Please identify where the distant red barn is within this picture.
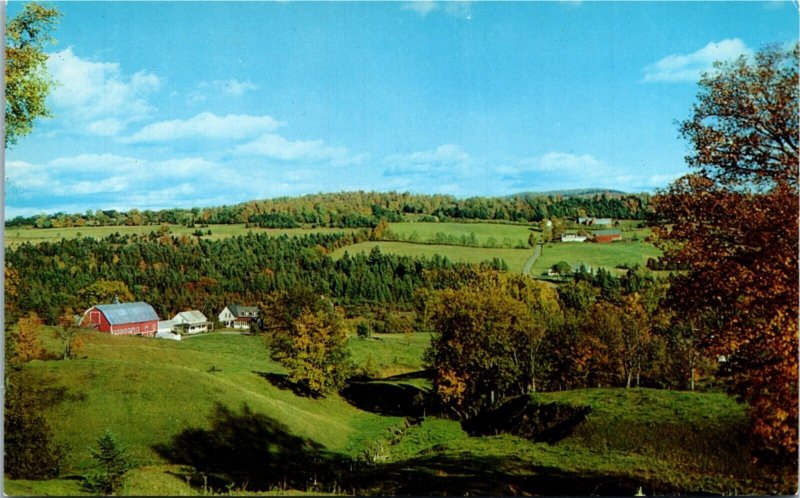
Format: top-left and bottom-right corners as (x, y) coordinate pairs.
(80, 302), (159, 337)
(593, 230), (622, 243)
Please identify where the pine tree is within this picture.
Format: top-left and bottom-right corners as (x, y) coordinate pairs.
(84, 430), (134, 495)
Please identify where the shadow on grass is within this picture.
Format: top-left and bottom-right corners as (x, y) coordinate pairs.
(462, 395), (592, 444)
(152, 403), (345, 492)
(357, 454), (656, 496)
(340, 369), (434, 417)
(153, 403), (697, 495)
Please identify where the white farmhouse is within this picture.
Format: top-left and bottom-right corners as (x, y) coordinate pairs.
(172, 310), (211, 334)
(561, 234), (588, 243)
(218, 304), (259, 330)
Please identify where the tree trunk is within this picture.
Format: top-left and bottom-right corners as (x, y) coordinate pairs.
(626, 371), (632, 388)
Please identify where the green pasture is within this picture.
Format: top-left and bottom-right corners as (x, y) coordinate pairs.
(348, 332), (431, 378)
(386, 221), (534, 247)
(3, 224), (358, 247)
(532, 240), (662, 276)
(330, 241), (534, 274)
(22, 327), (405, 473)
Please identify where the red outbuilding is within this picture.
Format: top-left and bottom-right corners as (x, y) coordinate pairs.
(593, 229), (622, 243)
(80, 301), (159, 337)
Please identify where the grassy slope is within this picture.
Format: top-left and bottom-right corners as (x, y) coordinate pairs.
(23, 328), (404, 472)
(330, 241), (533, 274)
(348, 332), (431, 378)
(385, 389), (767, 494)
(8, 326), (778, 495)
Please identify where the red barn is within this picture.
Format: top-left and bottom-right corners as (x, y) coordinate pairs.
(593, 229), (622, 243)
(80, 301), (159, 337)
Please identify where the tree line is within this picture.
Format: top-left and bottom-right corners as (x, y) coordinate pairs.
(6, 190), (650, 229)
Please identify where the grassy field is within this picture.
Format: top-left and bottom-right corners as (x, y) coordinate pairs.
(22, 327), (406, 473)
(532, 240), (662, 277)
(331, 241), (534, 274)
(387, 221), (534, 247)
(348, 332), (431, 378)
(6, 324), (786, 496)
(3, 224), (359, 247)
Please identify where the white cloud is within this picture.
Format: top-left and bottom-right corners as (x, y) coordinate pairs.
(383, 144), (471, 175)
(643, 38), (753, 83)
(125, 112), (284, 143)
(47, 47), (161, 133)
(85, 119), (126, 137)
(402, 1), (438, 16)
(234, 133), (368, 165)
(202, 79), (259, 97)
(518, 151), (603, 173)
(402, 1), (472, 19)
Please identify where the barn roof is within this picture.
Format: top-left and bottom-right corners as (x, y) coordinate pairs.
(95, 302), (159, 325)
(173, 310), (208, 324)
(594, 229), (621, 236)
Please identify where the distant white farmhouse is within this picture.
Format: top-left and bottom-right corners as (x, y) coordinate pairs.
(577, 217), (613, 226)
(172, 310), (211, 334)
(561, 234), (588, 243)
(218, 304), (259, 330)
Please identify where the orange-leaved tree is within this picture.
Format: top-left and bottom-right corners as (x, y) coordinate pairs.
(653, 43), (798, 462)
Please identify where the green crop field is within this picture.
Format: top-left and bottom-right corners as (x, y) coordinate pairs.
(386, 221), (534, 247)
(3, 224), (359, 247)
(5, 325), (785, 496)
(330, 241), (534, 274)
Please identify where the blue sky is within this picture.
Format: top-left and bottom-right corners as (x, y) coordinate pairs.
(4, 1), (797, 218)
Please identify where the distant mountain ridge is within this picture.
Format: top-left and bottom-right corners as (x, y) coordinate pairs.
(509, 188), (633, 198)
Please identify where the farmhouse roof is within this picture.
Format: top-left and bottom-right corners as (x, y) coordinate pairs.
(95, 302), (159, 325)
(173, 310), (208, 324)
(228, 304), (258, 317)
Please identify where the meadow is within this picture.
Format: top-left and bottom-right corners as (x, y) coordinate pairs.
(386, 221), (534, 247)
(330, 241), (534, 274)
(532, 240), (663, 277)
(5, 325), (782, 496)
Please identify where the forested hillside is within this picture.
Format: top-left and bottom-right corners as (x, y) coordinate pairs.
(6, 190), (650, 229)
(5, 230), (504, 323)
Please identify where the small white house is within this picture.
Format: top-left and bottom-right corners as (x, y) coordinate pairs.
(172, 310), (211, 334)
(218, 304), (259, 330)
(561, 234), (588, 243)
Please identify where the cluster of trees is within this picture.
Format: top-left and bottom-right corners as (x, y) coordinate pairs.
(421, 266), (712, 419)
(6, 190), (651, 230)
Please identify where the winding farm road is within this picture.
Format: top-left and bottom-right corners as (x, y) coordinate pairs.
(523, 243), (543, 276)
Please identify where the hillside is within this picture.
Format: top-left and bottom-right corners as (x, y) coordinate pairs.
(5, 326), (788, 496)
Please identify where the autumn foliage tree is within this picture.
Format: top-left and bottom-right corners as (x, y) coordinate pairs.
(5, 2), (61, 147)
(260, 288), (353, 397)
(13, 312), (45, 363)
(424, 271), (561, 418)
(653, 44), (798, 461)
